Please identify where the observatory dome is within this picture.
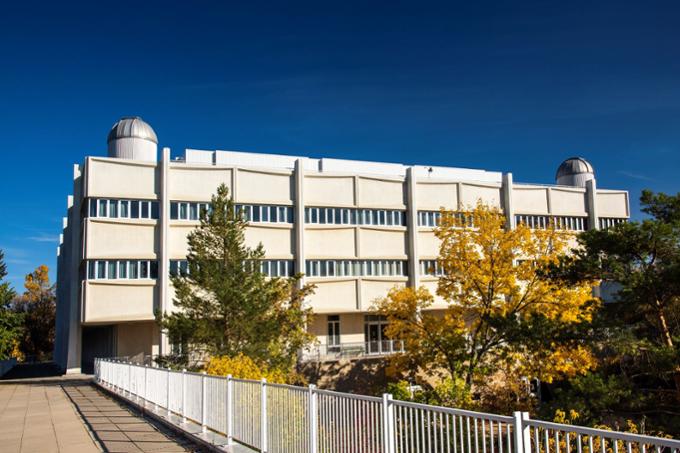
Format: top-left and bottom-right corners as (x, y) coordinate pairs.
(555, 157), (595, 187)
(107, 116), (158, 161)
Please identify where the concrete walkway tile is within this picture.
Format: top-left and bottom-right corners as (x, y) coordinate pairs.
(100, 440), (144, 452)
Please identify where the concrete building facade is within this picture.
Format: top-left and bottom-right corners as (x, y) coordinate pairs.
(54, 117), (629, 373)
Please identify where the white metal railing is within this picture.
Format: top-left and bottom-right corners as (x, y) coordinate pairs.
(94, 358), (680, 453)
(301, 340), (406, 362)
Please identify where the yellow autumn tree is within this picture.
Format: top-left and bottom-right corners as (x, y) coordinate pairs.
(376, 204), (598, 397)
(14, 265), (56, 361)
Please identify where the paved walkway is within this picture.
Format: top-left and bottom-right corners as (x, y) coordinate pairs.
(0, 376), (205, 452)
(0, 377), (99, 453)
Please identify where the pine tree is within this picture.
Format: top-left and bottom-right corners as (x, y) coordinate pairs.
(0, 250), (23, 360)
(159, 184), (315, 372)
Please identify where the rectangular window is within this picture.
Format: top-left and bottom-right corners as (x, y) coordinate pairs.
(140, 261), (149, 279)
(108, 200), (118, 218)
(89, 199), (97, 217)
(179, 203), (187, 220)
(170, 260), (179, 277)
(129, 261), (138, 279)
(243, 205), (252, 221)
(170, 202), (178, 220)
(87, 261), (96, 279)
(311, 208), (318, 223)
(252, 205), (261, 222)
(262, 205), (270, 222)
(107, 261), (117, 279)
(189, 203), (198, 220)
(278, 206), (286, 223)
(328, 315), (340, 348)
(96, 261), (106, 279)
(142, 202), (150, 219)
(120, 200), (129, 218)
(98, 200), (108, 218)
(151, 202), (159, 219)
(287, 207), (294, 223)
(150, 261), (158, 279)
(118, 261), (127, 279)
(131, 201), (140, 218)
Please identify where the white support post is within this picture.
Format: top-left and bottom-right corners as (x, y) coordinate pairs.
(128, 362), (132, 398)
(261, 378), (268, 452)
(201, 371), (207, 433)
(514, 411), (530, 453)
(308, 384), (318, 453)
(382, 394), (396, 453)
(182, 369), (187, 423)
(522, 412), (532, 453)
(143, 365), (148, 406)
(226, 375), (234, 445)
(166, 369), (171, 417)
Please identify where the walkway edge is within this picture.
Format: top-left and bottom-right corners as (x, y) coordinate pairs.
(93, 380), (252, 453)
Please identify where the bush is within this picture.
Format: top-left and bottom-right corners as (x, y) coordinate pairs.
(206, 354), (288, 383)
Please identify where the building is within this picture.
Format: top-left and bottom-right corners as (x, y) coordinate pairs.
(54, 117), (630, 373)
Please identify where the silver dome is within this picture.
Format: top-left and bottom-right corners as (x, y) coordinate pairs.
(555, 157), (595, 187)
(107, 116), (158, 144)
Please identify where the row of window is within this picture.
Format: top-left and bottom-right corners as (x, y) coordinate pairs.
(86, 260), (159, 280)
(88, 199), (159, 220)
(305, 207), (406, 227)
(420, 259), (445, 276)
(599, 217), (627, 229)
(515, 215), (588, 231)
(169, 259), (295, 277)
(170, 202), (295, 224)
(305, 260), (407, 277)
(417, 211), (474, 228)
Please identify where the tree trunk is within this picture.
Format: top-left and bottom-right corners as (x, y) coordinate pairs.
(655, 300), (680, 401)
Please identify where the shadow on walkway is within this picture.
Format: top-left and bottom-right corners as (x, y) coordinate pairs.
(64, 383), (208, 452)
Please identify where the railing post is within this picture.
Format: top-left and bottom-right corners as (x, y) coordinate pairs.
(308, 384), (318, 453)
(226, 375), (233, 445)
(143, 365), (148, 406)
(166, 368), (171, 417)
(382, 393), (396, 453)
(261, 378), (268, 452)
(181, 369), (187, 423)
(201, 371), (207, 433)
(128, 362), (132, 398)
(514, 411), (531, 453)
(522, 412), (532, 453)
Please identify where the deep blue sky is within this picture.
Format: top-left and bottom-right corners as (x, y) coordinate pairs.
(1, 1), (679, 288)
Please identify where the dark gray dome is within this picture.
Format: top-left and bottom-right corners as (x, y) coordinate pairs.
(107, 116), (158, 144)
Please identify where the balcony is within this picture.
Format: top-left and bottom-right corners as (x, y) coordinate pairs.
(300, 340), (405, 362)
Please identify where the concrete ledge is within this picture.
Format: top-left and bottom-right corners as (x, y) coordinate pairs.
(94, 379), (256, 453)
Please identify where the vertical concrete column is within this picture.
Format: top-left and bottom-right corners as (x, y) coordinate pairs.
(502, 172), (515, 230)
(406, 167), (420, 289)
(67, 164), (83, 373)
(586, 178), (599, 230)
(294, 159), (306, 286)
(159, 147), (171, 356)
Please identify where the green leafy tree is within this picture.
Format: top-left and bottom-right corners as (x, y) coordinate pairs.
(159, 184), (315, 374)
(0, 250), (23, 360)
(548, 190), (680, 433)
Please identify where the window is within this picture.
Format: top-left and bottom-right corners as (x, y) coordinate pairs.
(86, 198), (158, 220)
(420, 260), (444, 276)
(599, 217), (627, 229)
(305, 207), (406, 227)
(84, 260), (157, 280)
(118, 260), (127, 279)
(305, 260), (408, 277)
(131, 201), (140, 218)
(328, 315), (340, 350)
(515, 214), (589, 231)
(364, 315), (390, 354)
